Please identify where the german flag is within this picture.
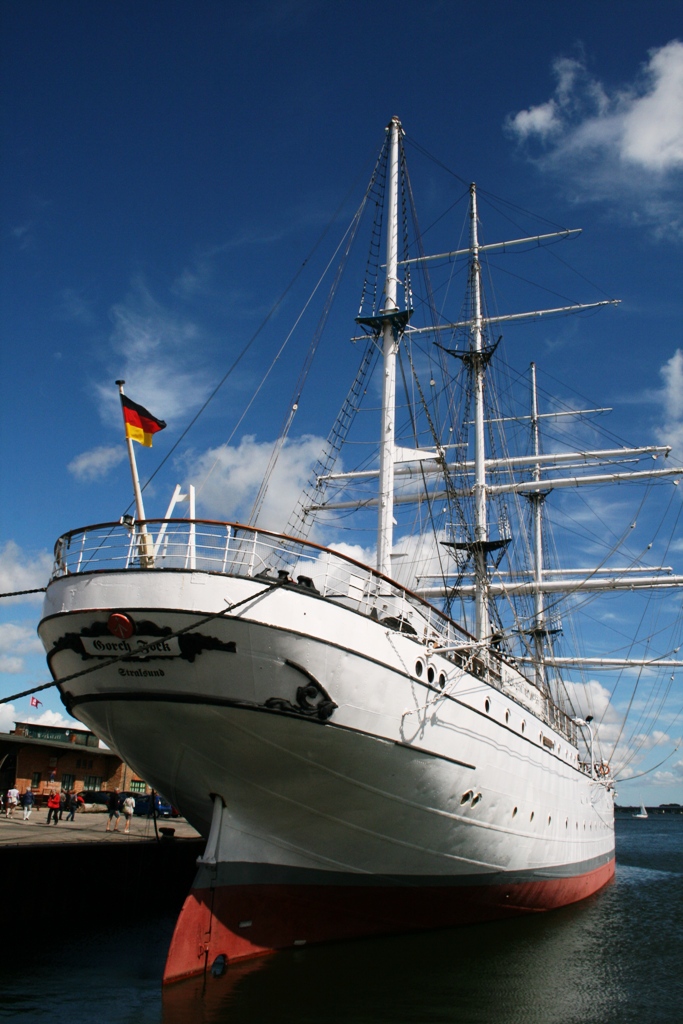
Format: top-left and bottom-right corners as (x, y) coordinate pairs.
(120, 394), (167, 447)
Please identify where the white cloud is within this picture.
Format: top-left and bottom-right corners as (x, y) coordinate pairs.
(505, 41), (683, 235)
(190, 433), (326, 531)
(0, 623), (42, 675)
(0, 623), (41, 650)
(563, 678), (615, 725)
(0, 703), (90, 736)
(619, 42), (683, 171)
(0, 656), (23, 674)
(510, 100), (561, 140)
(561, 677), (681, 791)
(95, 279), (212, 431)
(68, 444), (127, 482)
(562, 678), (631, 764)
(652, 757), (683, 786)
(325, 540), (376, 567)
(658, 348), (683, 420)
(507, 41), (683, 171)
(24, 709), (88, 730)
(0, 704), (89, 737)
(655, 349), (683, 460)
(0, 541), (52, 604)
(629, 729), (673, 752)
(0, 703), (17, 733)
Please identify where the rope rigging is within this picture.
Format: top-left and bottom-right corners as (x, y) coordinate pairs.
(9, 123), (677, 790)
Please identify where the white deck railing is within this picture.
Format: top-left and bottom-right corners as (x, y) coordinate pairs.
(52, 519), (472, 647)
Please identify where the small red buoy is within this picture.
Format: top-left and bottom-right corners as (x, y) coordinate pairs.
(108, 612), (135, 639)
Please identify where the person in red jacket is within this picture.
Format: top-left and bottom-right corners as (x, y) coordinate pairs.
(46, 791), (61, 825)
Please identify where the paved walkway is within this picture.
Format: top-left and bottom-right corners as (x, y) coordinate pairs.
(0, 808), (202, 846)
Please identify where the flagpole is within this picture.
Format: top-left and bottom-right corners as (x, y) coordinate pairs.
(116, 380), (153, 567)
(116, 380), (147, 522)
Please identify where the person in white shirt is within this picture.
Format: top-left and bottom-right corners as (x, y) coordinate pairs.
(6, 787), (19, 818)
(122, 794), (136, 834)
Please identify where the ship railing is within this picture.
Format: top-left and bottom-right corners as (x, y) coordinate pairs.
(544, 698), (577, 745)
(51, 519), (474, 651)
(51, 520), (574, 726)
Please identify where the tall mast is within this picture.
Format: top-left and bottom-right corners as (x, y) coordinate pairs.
(470, 183), (490, 642)
(529, 363), (548, 692)
(376, 116), (401, 579)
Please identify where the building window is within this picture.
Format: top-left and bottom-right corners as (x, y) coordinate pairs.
(83, 776), (103, 790)
(62, 773), (75, 790)
(130, 780), (146, 793)
(31, 772), (41, 789)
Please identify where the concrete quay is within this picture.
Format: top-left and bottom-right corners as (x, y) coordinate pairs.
(1, 809), (205, 933)
(0, 807), (201, 846)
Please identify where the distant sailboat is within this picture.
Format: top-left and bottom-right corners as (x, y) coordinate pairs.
(633, 804), (648, 819)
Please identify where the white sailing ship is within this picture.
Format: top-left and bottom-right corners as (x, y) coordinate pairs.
(38, 118), (683, 983)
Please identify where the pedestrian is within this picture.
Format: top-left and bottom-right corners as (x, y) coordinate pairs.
(46, 790), (61, 824)
(21, 787), (35, 821)
(105, 789), (121, 832)
(65, 791), (79, 822)
(6, 786), (20, 818)
(122, 794), (136, 834)
(58, 789), (67, 820)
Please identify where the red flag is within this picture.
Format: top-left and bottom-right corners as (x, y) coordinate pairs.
(120, 394), (167, 448)
(30, 696), (42, 707)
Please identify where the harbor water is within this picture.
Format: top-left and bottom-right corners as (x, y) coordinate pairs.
(2, 814), (681, 1023)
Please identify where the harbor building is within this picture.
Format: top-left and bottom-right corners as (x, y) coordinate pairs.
(0, 721), (149, 802)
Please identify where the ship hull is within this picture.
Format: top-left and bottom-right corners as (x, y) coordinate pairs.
(165, 856), (615, 982)
(38, 566), (615, 981)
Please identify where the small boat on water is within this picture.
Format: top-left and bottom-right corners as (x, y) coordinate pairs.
(633, 805), (649, 819)
(37, 118), (683, 983)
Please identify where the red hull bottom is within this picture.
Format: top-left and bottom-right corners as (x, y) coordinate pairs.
(163, 858), (615, 983)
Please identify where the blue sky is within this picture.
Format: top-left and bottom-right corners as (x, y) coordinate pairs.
(1, 0), (682, 803)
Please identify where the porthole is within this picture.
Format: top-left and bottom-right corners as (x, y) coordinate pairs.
(548, 815), (552, 825)
(415, 660), (424, 678)
(521, 720), (526, 734)
(505, 710), (510, 724)
(438, 672), (446, 689)
(512, 807), (518, 818)
(427, 666), (435, 684)
(460, 790), (473, 805)
(565, 818), (568, 829)
(484, 698), (491, 713)
(471, 792), (482, 807)
(530, 811), (535, 822)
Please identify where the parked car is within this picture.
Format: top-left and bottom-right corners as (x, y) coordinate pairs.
(76, 790), (110, 812)
(130, 793), (177, 818)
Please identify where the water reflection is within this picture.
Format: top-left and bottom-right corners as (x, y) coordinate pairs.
(161, 822), (683, 1024)
(160, 878), (633, 1024)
